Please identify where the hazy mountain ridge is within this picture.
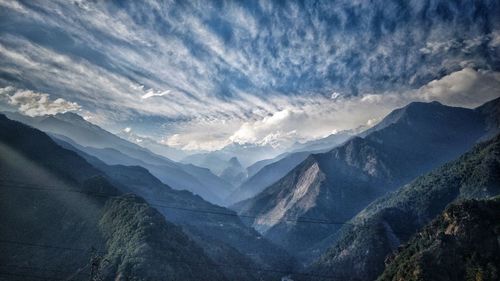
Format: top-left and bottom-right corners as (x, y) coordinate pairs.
(219, 157), (247, 186)
(246, 155), (288, 178)
(117, 130), (188, 161)
(305, 132), (500, 281)
(289, 130), (355, 153)
(2, 111), (233, 205)
(181, 153), (233, 175)
(233, 99), (496, 263)
(229, 131), (354, 204)
(182, 142), (286, 171)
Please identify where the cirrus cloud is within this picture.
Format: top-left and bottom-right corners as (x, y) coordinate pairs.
(0, 0), (499, 152)
(215, 68), (500, 150)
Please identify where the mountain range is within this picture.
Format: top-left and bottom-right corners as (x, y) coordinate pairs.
(232, 98), (499, 263)
(228, 131), (353, 204)
(1, 0), (500, 279)
(302, 110), (500, 280)
(2, 111), (234, 206)
(0, 114), (228, 280)
(0, 113), (300, 280)
(1, 97), (499, 280)
(52, 136), (296, 279)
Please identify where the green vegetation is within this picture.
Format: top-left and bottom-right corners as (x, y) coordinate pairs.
(378, 199), (500, 281)
(305, 134), (500, 281)
(0, 115), (245, 280)
(99, 194), (225, 281)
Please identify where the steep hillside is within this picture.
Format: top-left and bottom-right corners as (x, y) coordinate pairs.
(378, 198), (500, 281)
(234, 100), (492, 260)
(306, 133), (500, 281)
(229, 151), (312, 203)
(476, 97), (500, 140)
(234, 137), (397, 256)
(99, 195), (225, 281)
(230, 131), (352, 204)
(0, 115), (226, 281)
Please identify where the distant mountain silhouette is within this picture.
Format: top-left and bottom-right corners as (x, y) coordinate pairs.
(219, 157), (247, 186)
(2, 111), (233, 205)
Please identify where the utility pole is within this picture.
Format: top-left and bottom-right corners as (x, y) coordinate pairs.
(89, 247), (104, 281)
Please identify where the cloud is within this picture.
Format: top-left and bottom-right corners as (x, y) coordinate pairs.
(140, 89), (171, 99)
(490, 31), (500, 48)
(418, 68), (500, 108)
(351, 67), (500, 110)
(164, 132), (232, 151)
(331, 92), (341, 100)
(419, 40), (461, 55)
(123, 127), (132, 133)
(0, 86), (80, 116)
(229, 109), (304, 147)
(222, 68), (500, 150)
(157, 67), (500, 151)
(0, 0), (499, 151)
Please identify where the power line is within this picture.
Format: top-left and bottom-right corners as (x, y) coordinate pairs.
(0, 180), (354, 226)
(0, 180), (421, 280)
(0, 180), (418, 237)
(0, 264), (87, 276)
(63, 264), (89, 281)
(0, 239), (339, 279)
(0, 263), (91, 281)
(0, 239), (105, 254)
(0, 271), (64, 281)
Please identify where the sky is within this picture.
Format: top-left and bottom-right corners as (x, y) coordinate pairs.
(0, 0), (499, 152)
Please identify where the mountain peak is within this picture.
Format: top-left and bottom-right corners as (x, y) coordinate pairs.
(53, 111), (88, 123)
(403, 100), (447, 111)
(361, 100), (478, 138)
(228, 156), (242, 167)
